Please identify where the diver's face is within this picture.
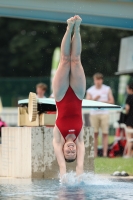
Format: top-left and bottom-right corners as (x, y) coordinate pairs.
(63, 141), (77, 160)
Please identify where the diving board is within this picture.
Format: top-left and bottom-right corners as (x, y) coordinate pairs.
(18, 97), (121, 109)
(0, 0), (133, 30)
(18, 92), (121, 127)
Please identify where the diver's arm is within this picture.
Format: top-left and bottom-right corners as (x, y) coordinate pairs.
(53, 138), (66, 177)
(76, 140), (85, 176)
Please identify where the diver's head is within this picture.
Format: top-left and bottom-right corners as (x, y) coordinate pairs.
(63, 141), (77, 162)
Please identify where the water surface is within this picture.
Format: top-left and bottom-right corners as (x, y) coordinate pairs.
(0, 173), (133, 200)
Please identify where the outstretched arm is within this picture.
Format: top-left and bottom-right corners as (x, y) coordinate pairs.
(76, 130), (85, 176)
(76, 141), (85, 176)
(53, 138), (66, 177)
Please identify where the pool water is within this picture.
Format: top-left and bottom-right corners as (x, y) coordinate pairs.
(0, 173), (133, 200)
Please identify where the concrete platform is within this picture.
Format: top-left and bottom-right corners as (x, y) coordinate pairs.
(0, 126), (94, 179)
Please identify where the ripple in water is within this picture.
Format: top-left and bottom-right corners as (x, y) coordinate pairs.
(0, 172), (133, 200)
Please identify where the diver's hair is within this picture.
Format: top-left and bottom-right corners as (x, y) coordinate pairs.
(128, 82), (133, 90)
(65, 158), (76, 163)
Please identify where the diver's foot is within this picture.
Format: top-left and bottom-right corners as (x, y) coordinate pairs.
(74, 15), (82, 32)
(67, 17), (75, 32)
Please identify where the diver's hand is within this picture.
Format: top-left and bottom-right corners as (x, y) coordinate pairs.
(59, 173), (67, 184)
(76, 165), (84, 176)
(59, 165), (66, 179)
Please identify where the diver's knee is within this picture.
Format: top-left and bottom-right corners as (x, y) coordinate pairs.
(60, 55), (70, 64)
(71, 56), (81, 66)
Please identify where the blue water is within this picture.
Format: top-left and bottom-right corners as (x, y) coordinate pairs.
(0, 173), (133, 200)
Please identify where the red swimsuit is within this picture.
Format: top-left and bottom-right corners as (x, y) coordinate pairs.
(56, 86), (83, 141)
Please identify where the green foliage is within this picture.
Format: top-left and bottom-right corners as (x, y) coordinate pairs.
(0, 17), (133, 106)
(0, 17), (133, 78)
(0, 18), (65, 77)
(81, 25), (133, 76)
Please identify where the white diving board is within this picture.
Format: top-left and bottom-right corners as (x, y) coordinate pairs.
(0, 0), (133, 30)
(18, 98), (121, 110)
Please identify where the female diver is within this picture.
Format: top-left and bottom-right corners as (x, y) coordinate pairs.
(53, 15), (86, 178)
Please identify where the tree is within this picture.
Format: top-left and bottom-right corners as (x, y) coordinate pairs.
(0, 17), (133, 77)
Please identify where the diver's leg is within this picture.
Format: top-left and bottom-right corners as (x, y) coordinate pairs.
(70, 15), (86, 100)
(53, 17), (75, 101)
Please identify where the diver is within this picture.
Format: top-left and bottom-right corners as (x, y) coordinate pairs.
(52, 15), (86, 178)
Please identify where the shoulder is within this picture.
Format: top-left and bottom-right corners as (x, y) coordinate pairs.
(102, 84), (110, 89)
(126, 95), (133, 104)
(102, 84), (110, 92)
(87, 85), (95, 93)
